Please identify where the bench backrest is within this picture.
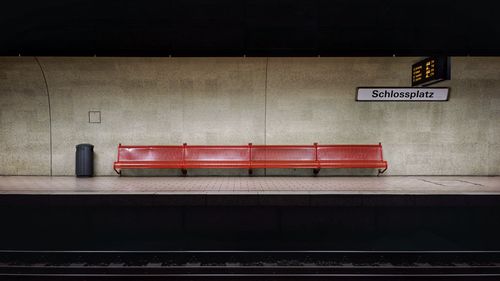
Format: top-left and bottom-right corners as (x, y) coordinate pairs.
(185, 146), (250, 162)
(251, 146), (316, 161)
(118, 145), (183, 162)
(317, 144), (384, 162)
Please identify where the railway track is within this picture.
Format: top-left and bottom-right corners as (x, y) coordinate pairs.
(1, 250), (500, 280)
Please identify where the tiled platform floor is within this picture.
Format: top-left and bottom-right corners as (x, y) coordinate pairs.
(0, 176), (498, 195)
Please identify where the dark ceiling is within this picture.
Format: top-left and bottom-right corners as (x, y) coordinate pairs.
(1, 0), (500, 56)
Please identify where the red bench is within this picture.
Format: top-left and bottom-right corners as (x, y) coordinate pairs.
(113, 143), (388, 175)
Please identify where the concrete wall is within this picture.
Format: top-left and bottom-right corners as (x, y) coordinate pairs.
(0, 57), (499, 176)
(42, 57), (266, 176)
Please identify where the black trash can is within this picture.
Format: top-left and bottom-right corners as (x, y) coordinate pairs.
(75, 143), (94, 177)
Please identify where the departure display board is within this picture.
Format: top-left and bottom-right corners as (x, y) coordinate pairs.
(411, 57), (450, 86)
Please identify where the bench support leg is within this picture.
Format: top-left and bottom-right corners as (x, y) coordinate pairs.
(181, 169), (187, 176)
(377, 168), (387, 176)
(313, 168), (320, 175)
(114, 168), (121, 176)
(248, 169), (253, 175)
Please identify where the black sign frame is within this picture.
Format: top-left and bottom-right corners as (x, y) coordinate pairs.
(411, 57), (451, 87)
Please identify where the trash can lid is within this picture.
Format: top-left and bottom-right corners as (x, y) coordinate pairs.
(76, 143), (94, 148)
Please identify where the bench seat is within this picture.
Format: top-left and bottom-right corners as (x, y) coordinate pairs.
(114, 161), (182, 169)
(319, 161), (387, 169)
(250, 161), (318, 168)
(183, 161), (251, 168)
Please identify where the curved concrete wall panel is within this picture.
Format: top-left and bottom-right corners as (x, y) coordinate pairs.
(0, 58), (51, 175)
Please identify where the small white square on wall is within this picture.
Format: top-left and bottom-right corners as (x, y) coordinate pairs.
(88, 111), (101, 123)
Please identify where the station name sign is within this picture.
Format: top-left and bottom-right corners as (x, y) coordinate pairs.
(356, 87), (449, 101)
(412, 57), (450, 86)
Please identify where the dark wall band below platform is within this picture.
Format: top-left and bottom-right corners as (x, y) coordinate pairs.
(1, 195), (499, 251)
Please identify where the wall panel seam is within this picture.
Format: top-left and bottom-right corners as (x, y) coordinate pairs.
(34, 57), (52, 176)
